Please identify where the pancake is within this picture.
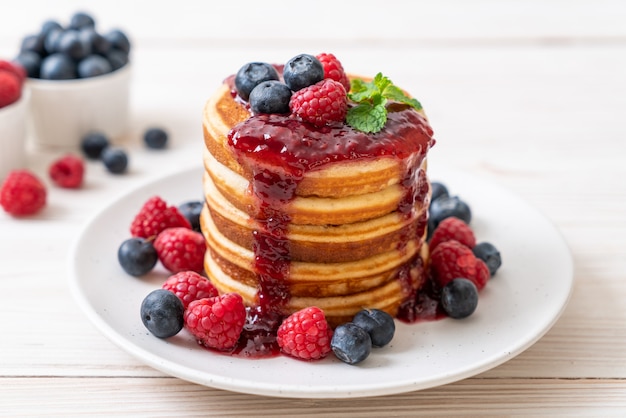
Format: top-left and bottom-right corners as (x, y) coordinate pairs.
(200, 68), (435, 325)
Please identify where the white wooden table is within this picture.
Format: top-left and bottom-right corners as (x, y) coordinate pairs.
(1, 1), (625, 416)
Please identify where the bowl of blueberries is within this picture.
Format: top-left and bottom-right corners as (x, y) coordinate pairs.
(14, 11), (132, 149)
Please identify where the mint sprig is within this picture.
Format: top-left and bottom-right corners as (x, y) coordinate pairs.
(346, 73), (422, 133)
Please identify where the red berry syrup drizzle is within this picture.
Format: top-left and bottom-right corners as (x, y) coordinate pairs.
(226, 100), (434, 356)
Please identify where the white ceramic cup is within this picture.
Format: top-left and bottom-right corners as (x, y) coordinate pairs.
(0, 90), (29, 181)
(27, 64), (131, 149)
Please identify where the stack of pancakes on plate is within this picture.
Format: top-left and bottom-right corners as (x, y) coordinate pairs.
(201, 79), (435, 325)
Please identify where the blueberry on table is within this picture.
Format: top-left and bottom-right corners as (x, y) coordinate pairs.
(429, 195), (472, 227)
(352, 309), (396, 347)
(140, 289), (184, 338)
(78, 55), (112, 78)
(440, 278), (479, 319)
(143, 127), (169, 149)
(249, 80), (292, 114)
(178, 200), (204, 232)
(101, 147), (128, 174)
(473, 242), (502, 276)
(81, 132), (110, 159)
(39, 53), (76, 80)
(331, 322), (372, 365)
(235, 62), (279, 101)
(118, 237), (158, 276)
(283, 53), (324, 91)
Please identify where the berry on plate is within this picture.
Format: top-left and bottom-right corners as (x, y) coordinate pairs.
(430, 239), (490, 290)
(153, 227), (206, 274)
(184, 293), (247, 351)
(352, 308), (395, 347)
(429, 216), (476, 251)
(130, 196), (191, 239)
(48, 154), (85, 188)
(162, 271), (218, 309)
(289, 79), (348, 126)
(0, 170), (47, 216)
(429, 195), (472, 228)
(473, 242), (502, 276)
(331, 322), (372, 365)
(117, 237), (158, 277)
(276, 306), (333, 361)
(178, 200), (203, 232)
(440, 278), (479, 319)
(140, 289), (185, 338)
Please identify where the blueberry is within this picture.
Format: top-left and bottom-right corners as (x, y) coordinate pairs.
(234, 62), (279, 101)
(77, 54), (112, 78)
(440, 278), (479, 319)
(43, 28), (63, 55)
(57, 30), (91, 61)
(430, 181), (449, 203)
(118, 237), (158, 276)
(178, 200), (203, 232)
(140, 289), (184, 338)
(352, 309), (395, 347)
(69, 11), (96, 30)
(473, 242), (502, 276)
(40, 20), (63, 38)
(283, 53), (324, 91)
(20, 33), (46, 55)
(80, 28), (111, 55)
(81, 131), (110, 159)
(14, 52), (41, 78)
(104, 29), (130, 54)
(331, 322), (372, 365)
(101, 147), (128, 174)
(429, 195), (471, 227)
(106, 48), (129, 71)
(249, 80), (292, 114)
(143, 127), (168, 149)
(40, 53), (76, 80)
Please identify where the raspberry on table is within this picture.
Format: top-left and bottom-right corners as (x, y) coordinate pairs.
(162, 271), (218, 309)
(153, 227), (206, 274)
(0, 70), (22, 108)
(316, 53), (350, 92)
(48, 154), (85, 188)
(430, 239), (490, 290)
(429, 216), (476, 251)
(130, 196), (192, 239)
(184, 293), (247, 351)
(289, 79), (348, 127)
(276, 306), (333, 361)
(0, 170), (47, 216)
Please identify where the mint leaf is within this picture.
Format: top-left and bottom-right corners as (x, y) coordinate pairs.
(347, 72), (422, 133)
(346, 103), (387, 133)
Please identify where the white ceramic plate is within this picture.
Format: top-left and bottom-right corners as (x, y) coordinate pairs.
(68, 165), (573, 399)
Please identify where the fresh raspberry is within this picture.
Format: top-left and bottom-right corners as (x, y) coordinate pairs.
(0, 60), (26, 83)
(316, 53), (350, 92)
(430, 240), (490, 290)
(48, 154), (85, 188)
(0, 170), (47, 216)
(153, 227), (206, 273)
(429, 216), (476, 251)
(162, 271), (218, 309)
(289, 79), (348, 127)
(277, 306), (333, 361)
(130, 196), (191, 238)
(0, 70), (21, 109)
(184, 293), (246, 351)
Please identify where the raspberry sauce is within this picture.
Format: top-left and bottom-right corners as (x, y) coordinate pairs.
(227, 104), (435, 317)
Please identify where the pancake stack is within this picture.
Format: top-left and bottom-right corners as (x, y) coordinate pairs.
(201, 75), (435, 326)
